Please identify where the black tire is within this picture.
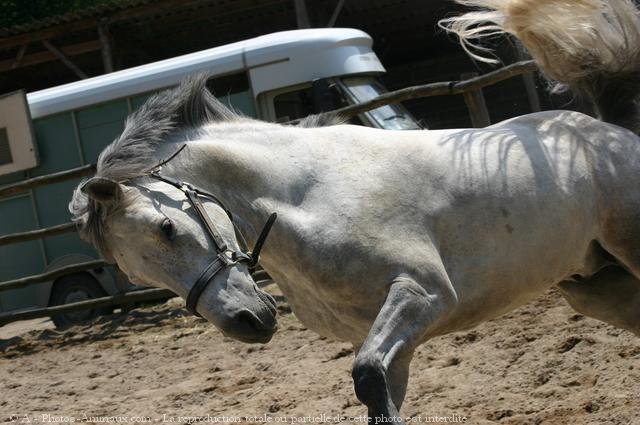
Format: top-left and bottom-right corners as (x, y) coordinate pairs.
(49, 273), (111, 328)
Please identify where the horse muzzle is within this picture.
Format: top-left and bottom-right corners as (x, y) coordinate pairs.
(226, 307), (278, 343)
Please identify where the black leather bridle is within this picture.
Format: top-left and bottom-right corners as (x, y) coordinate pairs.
(148, 171), (277, 316)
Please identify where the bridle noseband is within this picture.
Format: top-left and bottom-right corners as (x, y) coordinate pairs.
(148, 171), (277, 316)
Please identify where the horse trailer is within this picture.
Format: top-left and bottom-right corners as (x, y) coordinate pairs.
(0, 28), (420, 327)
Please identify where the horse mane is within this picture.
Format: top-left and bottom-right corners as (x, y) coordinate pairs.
(69, 73), (342, 257)
(95, 74), (245, 183)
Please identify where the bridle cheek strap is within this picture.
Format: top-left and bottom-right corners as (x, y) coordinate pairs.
(186, 253), (229, 315)
(185, 213), (277, 316)
(185, 188), (228, 252)
(149, 172), (277, 316)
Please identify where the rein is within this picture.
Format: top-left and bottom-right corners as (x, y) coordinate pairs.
(144, 146), (277, 316)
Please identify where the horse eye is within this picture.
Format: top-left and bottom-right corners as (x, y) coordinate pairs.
(160, 218), (176, 241)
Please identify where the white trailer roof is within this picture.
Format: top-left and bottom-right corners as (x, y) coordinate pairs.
(26, 28), (384, 119)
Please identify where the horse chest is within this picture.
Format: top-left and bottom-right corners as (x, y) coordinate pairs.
(267, 268), (381, 342)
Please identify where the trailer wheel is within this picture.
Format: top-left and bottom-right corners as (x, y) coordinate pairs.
(49, 274), (111, 328)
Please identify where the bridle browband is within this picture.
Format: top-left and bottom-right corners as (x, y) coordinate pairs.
(146, 170), (277, 316)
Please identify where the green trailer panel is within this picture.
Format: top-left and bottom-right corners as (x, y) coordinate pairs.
(131, 93), (151, 111)
(76, 100), (128, 163)
(34, 179), (95, 262)
(220, 92), (256, 117)
(0, 194), (44, 311)
(31, 113), (80, 177)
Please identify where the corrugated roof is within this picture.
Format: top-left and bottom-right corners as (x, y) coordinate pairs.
(0, 0), (160, 37)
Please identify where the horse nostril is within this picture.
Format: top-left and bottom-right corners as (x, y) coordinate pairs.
(235, 310), (265, 332)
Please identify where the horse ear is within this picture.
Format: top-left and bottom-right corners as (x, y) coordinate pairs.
(81, 177), (122, 203)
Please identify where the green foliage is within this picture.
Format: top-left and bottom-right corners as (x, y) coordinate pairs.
(0, 0), (133, 29)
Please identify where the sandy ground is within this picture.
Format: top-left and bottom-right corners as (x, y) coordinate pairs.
(1, 286), (639, 425)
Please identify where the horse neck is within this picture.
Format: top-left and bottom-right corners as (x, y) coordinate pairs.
(169, 123), (300, 241)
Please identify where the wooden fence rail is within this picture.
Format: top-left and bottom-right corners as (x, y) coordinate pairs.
(0, 280), (280, 326)
(0, 222), (77, 246)
(0, 287), (175, 325)
(298, 59), (537, 123)
(0, 163), (95, 200)
(0, 259), (106, 292)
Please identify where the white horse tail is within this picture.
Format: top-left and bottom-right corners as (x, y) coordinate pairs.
(440, 0), (640, 134)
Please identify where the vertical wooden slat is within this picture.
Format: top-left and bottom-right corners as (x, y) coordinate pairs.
(293, 0), (311, 28)
(461, 72), (491, 128)
(12, 44), (28, 69)
(327, 0), (346, 27)
(515, 49), (542, 112)
(97, 21), (114, 73)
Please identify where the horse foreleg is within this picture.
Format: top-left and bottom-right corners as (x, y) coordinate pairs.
(352, 274), (455, 423)
(558, 265), (640, 336)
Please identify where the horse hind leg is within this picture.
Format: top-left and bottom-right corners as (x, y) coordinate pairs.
(582, 208), (640, 335)
(559, 265), (640, 336)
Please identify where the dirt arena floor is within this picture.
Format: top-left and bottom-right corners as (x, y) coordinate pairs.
(1, 285), (639, 425)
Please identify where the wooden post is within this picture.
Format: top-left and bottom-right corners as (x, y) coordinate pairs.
(522, 72), (542, 112)
(97, 21), (114, 73)
(115, 268), (135, 313)
(461, 72), (491, 128)
(293, 0), (311, 28)
(327, 0), (346, 27)
(516, 48), (541, 112)
(42, 40), (88, 79)
(12, 44), (27, 69)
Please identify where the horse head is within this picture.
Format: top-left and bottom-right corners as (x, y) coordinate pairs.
(69, 76), (278, 343)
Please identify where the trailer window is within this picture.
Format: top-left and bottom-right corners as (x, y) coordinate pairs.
(273, 87), (314, 122)
(272, 85), (364, 125)
(207, 73), (256, 118)
(341, 77), (421, 130)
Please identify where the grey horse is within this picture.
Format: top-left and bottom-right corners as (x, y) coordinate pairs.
(70, 0), (640, 420)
